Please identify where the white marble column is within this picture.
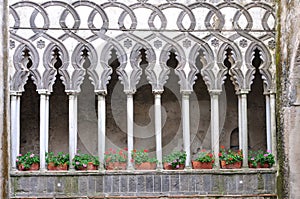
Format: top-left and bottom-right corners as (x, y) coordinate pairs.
(154, 92), (162, 169)
(210, 91), (221, 168)
(182, 91), (191, 168)
(265, 95), (272, 152)
(97, 93), (106, 170)
(10, 93), (21, 170)
(39, 91), (50, 171)
(270, 93), (276, 159)
(239, 92), (248, 167)
(68, 93), (78, 170)
(238, 95), (242, 150)
(127, 93), (134, 170)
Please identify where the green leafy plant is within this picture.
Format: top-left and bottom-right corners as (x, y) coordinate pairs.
(163, 151), (186, 169)
(46, 152), (69, 166)
(248, 150), (275, 167)
(131, 149), (157, 164)
(72, 152), (99, 169)
(16, 152), (40, 169)
(104, 148), (127, 163)
(194, 150), (214, 163)
(218, 146), (243, 164)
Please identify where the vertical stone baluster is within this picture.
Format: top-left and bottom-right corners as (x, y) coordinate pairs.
(266, 94), (272, 152)
(270, 93), (276, 160)
(182, 91), (191, 168)
(10, 93), (21, 170)
(238, 95), (242, 150)
(239, 91), (248, 168)
(154, 92), (163, 169)
(126, 92), (134, 170)
(210, 91), (221, 168)
(39, 91), (50, 171)
(68, 93), (78, 170)
(97, 93), (106, 170)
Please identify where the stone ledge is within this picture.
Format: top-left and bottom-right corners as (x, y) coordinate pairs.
(10, 170), (277, 198)
(10, 168), (277, 176)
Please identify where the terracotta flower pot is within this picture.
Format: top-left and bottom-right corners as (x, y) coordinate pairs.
(56, 163), (68, 170)
(163, 162), (173, 170)
(163, 162), (185, 170)
(221, 160), (242, 169)
(87, 162), (98, 170)
(135, 162), (156, 170)
(257, 163), (271, 168)
(192, 161), (213, 169)
(48, 162), (68, 170)
(248, 162), (256, 168)
(17, 164), (25, 171)
(106, 162), (127, 170)
(29, 163), (40, 171)
(47, 162), (56, 170)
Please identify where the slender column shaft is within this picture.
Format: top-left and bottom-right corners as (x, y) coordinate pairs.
(11, 94), (21, 170)
(240, 93), (248, 167)
(98, 94), (106, 170)
(45, 95), (49, 154)
(238, 95), (242, 150)
(69, 94), (78, 170)
(182, 92), (191, 168)
(270, 93), (276, 159)
(266, 95), (272, 151)
(210, 91), (220, 168)
(127, 94), (134, 169)
(39, 93), (49, 171)
(154, 93), (162, 169)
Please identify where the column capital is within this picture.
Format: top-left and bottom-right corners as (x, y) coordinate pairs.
(181, 90), (192, 96)
(95, 91), (107, 96)
(124, 90), (136, 95)
(10, 91), (22, 96)
(37, 89), (51, 95)
(237, 90), (249, 95)
(209, 90), (222, 95)
(66, 91), (79, 96)
(153, 90), (163, 95)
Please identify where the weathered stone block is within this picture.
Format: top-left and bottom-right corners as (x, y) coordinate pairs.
(162, 175), (170, 192)
(154, 175), (161, 192)
(146, 175), (153, 192)
(112, 176), (120, 192)
(128, 175), (136, 192)
(137, 175), (145, 192)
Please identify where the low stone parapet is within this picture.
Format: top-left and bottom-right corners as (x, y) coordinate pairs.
(10, 169), (277, 198)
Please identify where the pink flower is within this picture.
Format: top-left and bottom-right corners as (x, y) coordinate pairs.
(30, 154), (34, 158)
(176, 165), (180, 169)
(267, 150), (271, 153)
(76, 162), (79, 165)
(83, 164), (87, 168)
(16, 159), (19, 162)
(264, 154), (268, 157)
(251, 157), (255, 161)
(18, 154), (22, 157)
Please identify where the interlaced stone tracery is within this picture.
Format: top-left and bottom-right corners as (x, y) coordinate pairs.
(9, 0), (276, 171)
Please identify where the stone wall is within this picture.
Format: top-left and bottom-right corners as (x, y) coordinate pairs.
(10, 170), (276, 198)
(0, 0), (10, 198)
(279, 0), (300, 198)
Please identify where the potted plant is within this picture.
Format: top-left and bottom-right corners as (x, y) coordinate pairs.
(219, 146), (243, 169)
(132, 149), (157, 170)
(248, 150), (275, 168)
(16, 152), (40, 171)
(46, 152), (69, 171)
(72, 152), (100, 170)
(104, 148), (127, 170)
(192, 150), (214, 169)
(163, 151), (186, 170)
